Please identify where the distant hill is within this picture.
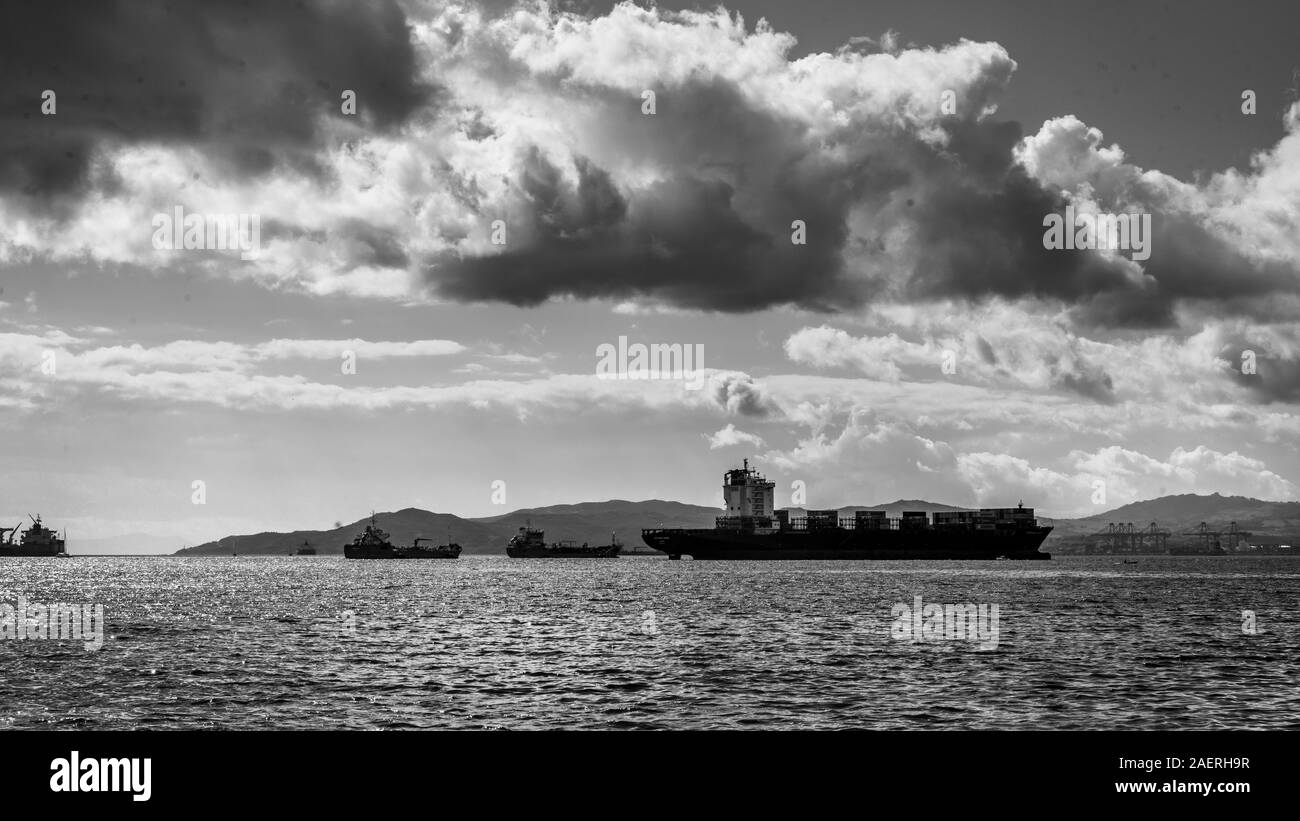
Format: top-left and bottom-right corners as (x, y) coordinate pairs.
(786, 500), (973, 516)
(173, 500), (719, 556)
(173, 493), (1300, 556)
(1045, 493), (1300, 547)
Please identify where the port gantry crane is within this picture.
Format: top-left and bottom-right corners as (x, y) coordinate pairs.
(1090, 521), (1172, 553)
(1180, 521), (1251, 552)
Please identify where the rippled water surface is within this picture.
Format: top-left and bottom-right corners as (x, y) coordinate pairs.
(2, 556), (1298, 729)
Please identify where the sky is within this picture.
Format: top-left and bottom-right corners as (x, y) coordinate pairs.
(1, 0), (1298, 551)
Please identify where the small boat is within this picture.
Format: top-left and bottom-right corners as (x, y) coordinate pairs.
(295, 540), (317, 556)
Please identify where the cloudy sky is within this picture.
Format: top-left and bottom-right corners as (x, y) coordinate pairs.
(2, 0), (1298, 550)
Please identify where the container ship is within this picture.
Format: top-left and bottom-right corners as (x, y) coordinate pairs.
(506, 526), (621, 558)
(641, 461), (1052, 560)
(0, 514), (68, 557)
(344, 514), (461, 559)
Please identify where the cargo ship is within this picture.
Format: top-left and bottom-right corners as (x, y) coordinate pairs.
(506, 526), (621, 558)
(641, 461), (1052, 560)
(0, 514), (68, 557)
(344, 514), (461, 559)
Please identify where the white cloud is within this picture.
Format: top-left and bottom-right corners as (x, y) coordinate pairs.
(0, 2), (1019, 307)
(256, 339), (465, 359)
(707, 423), (765, 450)
(761, 409), (1298, 515)
(0, 328), (779, 418)
(782, 302), (1300, 411)
(60, 337), (464, 373)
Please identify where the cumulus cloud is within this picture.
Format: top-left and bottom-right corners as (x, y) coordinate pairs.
(1015, 108), (1300, 327)
(412, 4), (1300, 325)
(707, 423), (765, 449)
(708, 370), (776, 417)
(783, 326), (935, 382)
(762, 411), (1298, 515)
(765, 411), (974, 505)
(1068, 445), (1298, 501)
(2, 1), (1298, 329)
(780, 296), (1300, 410)
(419, 3), (1064, 312)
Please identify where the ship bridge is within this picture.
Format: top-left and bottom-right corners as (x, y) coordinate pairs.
(720, 458), (776, 528)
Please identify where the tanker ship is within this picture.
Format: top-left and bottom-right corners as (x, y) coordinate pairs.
(507, 526), (621, 558)
(641, 461), (1052, 560)
(0, 515), (68, 557)
(344, 514), (461, 559)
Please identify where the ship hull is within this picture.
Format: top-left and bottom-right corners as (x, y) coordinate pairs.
(641, 527), (1052, 560)
(506, 545), (621, 558)
(0, 547), (67, 557)
(344, 546), (460, 559)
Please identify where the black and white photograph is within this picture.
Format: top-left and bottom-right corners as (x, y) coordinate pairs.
(1, 0), (1295, 806)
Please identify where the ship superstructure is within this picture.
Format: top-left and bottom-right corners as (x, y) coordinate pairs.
(0, 515), (68, 557)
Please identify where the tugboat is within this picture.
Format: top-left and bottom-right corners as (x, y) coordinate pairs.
(344, 514), (461, 559)
(0, 514), (68, 557)
(295, 539), (317, 556)
(506, 526), (621, 558)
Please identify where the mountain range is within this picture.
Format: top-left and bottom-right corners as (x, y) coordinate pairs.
(172, 500), (715, 556)
(1044, 493), (1300, 547)
(169, 494), (1300, 556)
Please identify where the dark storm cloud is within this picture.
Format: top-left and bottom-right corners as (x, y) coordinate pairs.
(416, 17), (1300, 329)
(430, 154), (802, 310)
(427, 79), (860, 312)
(892, 119), (1179, 328)
(417, 68), (1189, 325)
(1131, 216), (1300, 318)
(0, 0), (430, 202)
(1056, 199), (1300, 330)
(5, 0), (1288, 332)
